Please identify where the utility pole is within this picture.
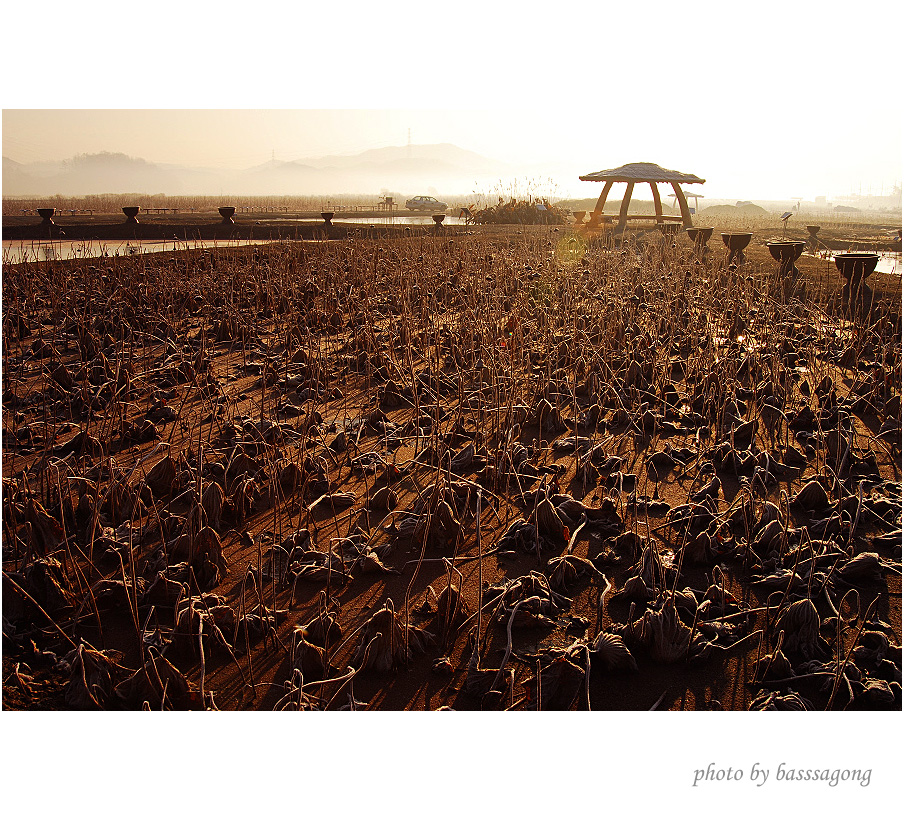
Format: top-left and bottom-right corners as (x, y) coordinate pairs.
(407, 128), (411, 159)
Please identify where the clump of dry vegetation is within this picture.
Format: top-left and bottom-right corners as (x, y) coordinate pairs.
(472, 198), (567, 225)
(2, 222), (901, 711)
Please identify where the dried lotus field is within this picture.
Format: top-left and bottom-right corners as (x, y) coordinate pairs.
(2, 226), (902, 712)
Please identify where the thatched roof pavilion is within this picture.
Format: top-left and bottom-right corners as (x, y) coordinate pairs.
(579, 161), (705, 230)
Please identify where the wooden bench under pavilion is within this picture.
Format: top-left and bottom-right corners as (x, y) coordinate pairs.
(578, 161), (705, 233)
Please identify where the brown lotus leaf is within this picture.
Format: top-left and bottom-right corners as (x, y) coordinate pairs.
(102, 479), (139, 524)
(412, 499), (462, 549)
(299, 611), (342, 649)
(169, 525), (226, 571)
(231, 477), (258, 519)
(140, 572), (186, 608)
(532, 497), (567, 545)
(89, 577), (147, 612)
(591, 632), (639, 672)
(367, 485), (397, 511)
(350, 605), (433, 672)
(858, 679), (896, 707)
(225, 451), (263, 484)
(749, 690), (813, 710)
(309, 491), (356, 512)
(174, 598), (234, 656)
(233, 613), (279, 649)
(791, 479), (831, 511)
(533, 398), (565, 433)
(24, 498), (65, 554)
(281, 527), (313, 553)
(145, 455), (178, 498)
(114, 654), (196, 710)
(354, 550), (399, 575)
(774, 598), (824, 659)
(837, 552), (884, 584)
(434, 584), (471, 641)
(23, 556), (73, 612)
(751, 519), (784, 557)
(463, 664), (512, 700)
(49, 362), (74, 390)
(2, 572), (30, 622)
(63, 644), (120, 710)
(646, 596), (711, 664)
(200, 481), (225, 529)
(450, 443), (475, 473)
(756, 501), (783, 531)
(618, 574), (652, 602)
(291, 629), (330, 681)
(753, 648), (793, 681)
(547, 555), (605, 593)
(523, 652), (586, 710)
(56, 430), (103, 457)
(852, 631), (890, 666)
(678, 531), (712, 565)
(278, 462), (303, 494)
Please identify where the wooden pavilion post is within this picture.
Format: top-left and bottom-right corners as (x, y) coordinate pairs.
(671, 181), (693, 228)
(617, 182), (635, 231)
(589, 181), (613, 228)
(649, 181), (663, 222)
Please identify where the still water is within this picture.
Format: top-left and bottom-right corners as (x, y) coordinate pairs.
(2, 239), (286, 264)
(803, 251), (901, 276)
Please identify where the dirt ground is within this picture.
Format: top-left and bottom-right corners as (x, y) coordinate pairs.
(2, 218), (901, 711)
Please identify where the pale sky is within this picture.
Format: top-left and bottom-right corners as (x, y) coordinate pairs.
(2, 1), (902, 201)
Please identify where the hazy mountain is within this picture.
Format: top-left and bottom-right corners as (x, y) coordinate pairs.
(1, 144), (524, 198)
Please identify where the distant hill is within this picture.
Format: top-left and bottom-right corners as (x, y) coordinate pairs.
(698, 203), (769, 218)
(1, 144), (521, 198)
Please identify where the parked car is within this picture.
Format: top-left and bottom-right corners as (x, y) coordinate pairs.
(405, 195), (447, 212)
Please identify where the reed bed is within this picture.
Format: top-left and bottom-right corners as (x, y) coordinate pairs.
(2, 224), (901, 711)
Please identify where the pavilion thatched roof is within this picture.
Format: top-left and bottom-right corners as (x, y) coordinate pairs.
(579, 162), (705, 185)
